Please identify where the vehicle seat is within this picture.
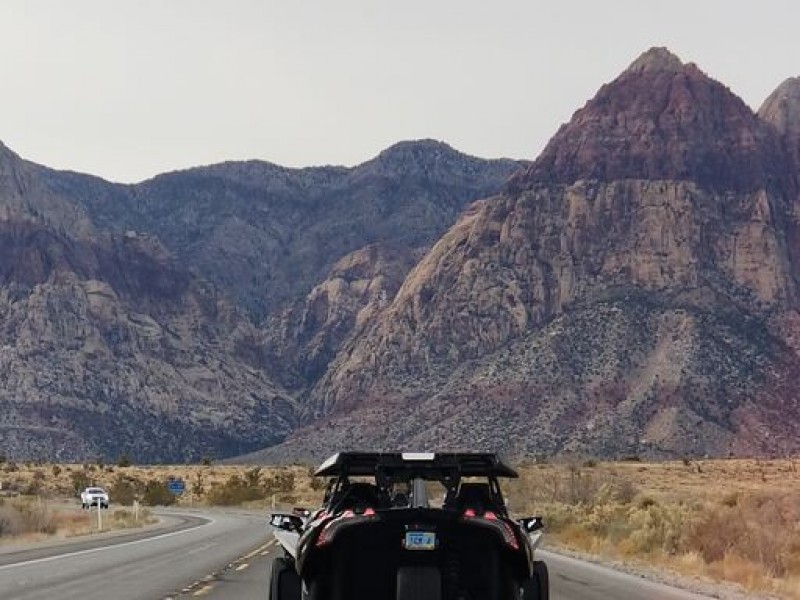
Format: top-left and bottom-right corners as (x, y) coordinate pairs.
(446, 482), (496, 516)
(334, 482), (387, 513)
(392, 491), (410, 507)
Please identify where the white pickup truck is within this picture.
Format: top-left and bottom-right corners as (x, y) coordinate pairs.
(80, 487), (109, 509)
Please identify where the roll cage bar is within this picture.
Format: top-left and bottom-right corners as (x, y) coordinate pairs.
(315, 453), (517, 515)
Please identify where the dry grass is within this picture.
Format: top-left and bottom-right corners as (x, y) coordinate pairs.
(0, 496), (155, 543)
(3, 457), (799, 597)
(503, 458), (800, 599)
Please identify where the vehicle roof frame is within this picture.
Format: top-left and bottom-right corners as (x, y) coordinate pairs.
(314, 452), (518, 479)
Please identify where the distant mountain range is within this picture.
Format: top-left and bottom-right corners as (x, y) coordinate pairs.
(2, 47), (799, 463)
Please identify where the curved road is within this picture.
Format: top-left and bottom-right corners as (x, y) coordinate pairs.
(0, 509), (268, 600)
(0, 509), (720, 600)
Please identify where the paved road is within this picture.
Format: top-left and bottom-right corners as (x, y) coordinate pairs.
(0, 509), (268, 600)
(0, 509), (718, 600)
(194, 540), (717, 600)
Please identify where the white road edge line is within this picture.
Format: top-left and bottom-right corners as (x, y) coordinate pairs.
(0, 515), (216, 572)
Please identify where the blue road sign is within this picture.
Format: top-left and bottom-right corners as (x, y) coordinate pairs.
(167, 479), (185, 495)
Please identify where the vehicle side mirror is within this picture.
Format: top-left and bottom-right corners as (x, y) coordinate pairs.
(520, 516), (544, 533)
(270, 513), (304, 533)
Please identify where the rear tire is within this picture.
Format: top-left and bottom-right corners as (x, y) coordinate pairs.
(522, 561), (549, 600)
(270, 556), (300, 600)
(396, 566), (441, 600)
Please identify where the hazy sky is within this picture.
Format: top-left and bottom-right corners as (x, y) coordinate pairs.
(0, 1), (798, 183)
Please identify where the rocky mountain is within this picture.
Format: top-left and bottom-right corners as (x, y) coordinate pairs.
(35, 140), (522, 322)
(0, 141), (522, 461)
(0, 144), (298, 462)
(5, 47), (800, 464)
(252, 48), (800, 462)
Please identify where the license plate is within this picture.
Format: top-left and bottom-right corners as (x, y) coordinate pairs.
(404, 531), (436, 550)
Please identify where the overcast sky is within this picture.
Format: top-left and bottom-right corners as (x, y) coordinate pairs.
(0, 1), (797, 183)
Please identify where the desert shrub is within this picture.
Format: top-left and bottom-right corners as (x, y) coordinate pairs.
(266, 471), (296, 494)
(683, 504), (750, 564)
(23, 480), (43, 497)
(70, 470), (91, 495)
(110, 475), (144, 505)
(141, 480), (176, 506)
(613, 477), (638, 504)
(109, 508), (152, 528)
(244, 467), (262, 488)
(637, 495), (657, 510)
(0, 500), (55, 536)
(17, 500), (55, 534)
(52, 465), (62, 478)
(625, 502), (687, 555)
(310, 477), (327, 491)
(681, 492), (798, 576)
(207, 474), (266, 506)
(116, 454), (132, 468)
(307, 467), (327, 491)
(561, 466), (605, 505)
(0, 503), (23, 536)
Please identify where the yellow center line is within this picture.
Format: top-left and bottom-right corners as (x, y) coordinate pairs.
(244, 541), (273, 559)
(193, 584), (214, 597)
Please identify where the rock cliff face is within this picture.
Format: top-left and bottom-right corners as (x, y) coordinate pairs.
(0, 140), (521, 461)
(257, 48), (800, 462)
(270, 243), (421, 390)
(759, 77), (800, 172)
(0, 145), (298, 462)
(0, 217), (297, 461)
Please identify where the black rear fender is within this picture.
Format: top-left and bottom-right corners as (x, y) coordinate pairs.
(303, 518), (526, 600)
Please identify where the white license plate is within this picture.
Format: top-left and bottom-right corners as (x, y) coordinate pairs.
(404, 531), (436, 550)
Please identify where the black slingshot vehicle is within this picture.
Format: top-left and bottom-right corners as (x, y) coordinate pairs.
(268, 452), (548, 600)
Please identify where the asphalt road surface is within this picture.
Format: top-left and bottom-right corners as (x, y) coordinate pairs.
(0, 509), (268, 600)
(196, 544), (717, 600)
(0, 509), (719, 600)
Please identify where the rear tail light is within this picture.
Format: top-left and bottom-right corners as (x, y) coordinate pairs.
(315, 508), (377, 547)
(461, 509), (519, 550)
